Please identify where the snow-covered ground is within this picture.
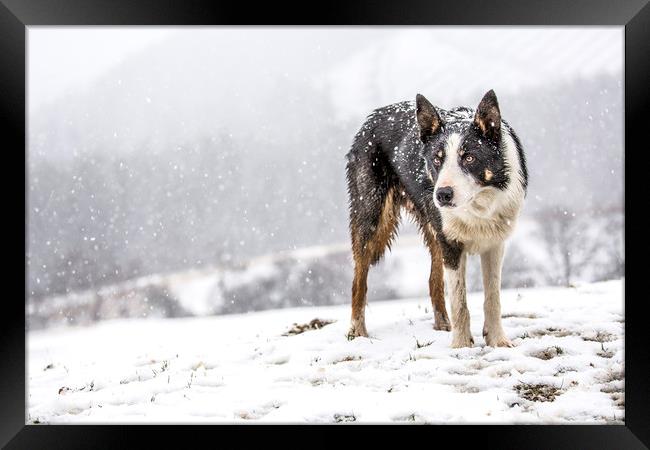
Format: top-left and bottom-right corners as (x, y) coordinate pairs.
(27, 279), (624, 424)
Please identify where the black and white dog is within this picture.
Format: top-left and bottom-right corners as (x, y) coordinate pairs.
(346, 90), (527, 348)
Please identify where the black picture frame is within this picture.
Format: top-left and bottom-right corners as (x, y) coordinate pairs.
(3, 0), (647, 447)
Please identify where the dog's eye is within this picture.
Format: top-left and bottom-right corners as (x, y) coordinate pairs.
(464, 155), (475, 164)
(433, 157), (442, 166)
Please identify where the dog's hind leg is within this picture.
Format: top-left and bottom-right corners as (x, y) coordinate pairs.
(347, 187), (400, 339)
(420, 224), (451, 331)
(349, 252), (370, 339)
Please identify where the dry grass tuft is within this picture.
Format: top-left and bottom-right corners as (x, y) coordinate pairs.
(515, 383), (563, 402)
(333, 413), (356, 423)
(282, 318), (335, 336)
(582, 331), (616, 343)
(530, 346), (564, 360)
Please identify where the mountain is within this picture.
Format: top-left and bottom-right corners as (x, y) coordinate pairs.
(27, 28), (623, 300)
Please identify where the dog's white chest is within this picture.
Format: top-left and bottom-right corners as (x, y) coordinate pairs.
(441, 203), (521, 254)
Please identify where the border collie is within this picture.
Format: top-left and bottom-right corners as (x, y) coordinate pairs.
(345, 90), (528, 348)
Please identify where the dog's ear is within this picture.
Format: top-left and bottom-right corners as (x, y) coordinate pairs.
(474, 89), (501, 142)
(416, 94), (443, 138)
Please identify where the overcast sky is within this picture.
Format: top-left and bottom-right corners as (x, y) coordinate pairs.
(28, 27), (173, 111)
(28, 27), (623, 116)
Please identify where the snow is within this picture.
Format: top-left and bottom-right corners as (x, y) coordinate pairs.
(167, 273), (219, 316)
(28, 279), (624, 424)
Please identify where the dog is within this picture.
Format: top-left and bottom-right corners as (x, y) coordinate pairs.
(345, 90), (527, 348)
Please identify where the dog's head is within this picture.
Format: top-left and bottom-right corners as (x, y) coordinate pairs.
(417, 90), (510, 213)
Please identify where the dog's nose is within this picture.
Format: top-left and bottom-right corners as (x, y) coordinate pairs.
(436, 187), (454, 206)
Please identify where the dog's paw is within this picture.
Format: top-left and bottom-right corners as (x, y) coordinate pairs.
(451, 332), (474, 348)
(346, 320), (368, 340)
(434, 322), (452, 332)
(485, 333), (514, 348)
(433, 312), (451, 332)
(433, 320), (451, 331)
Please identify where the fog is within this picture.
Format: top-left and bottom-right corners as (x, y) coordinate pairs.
(27, 27), (624, 328)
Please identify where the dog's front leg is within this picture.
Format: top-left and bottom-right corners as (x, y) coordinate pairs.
(481, 242), (513, 347)
(445, 251), (473, 348)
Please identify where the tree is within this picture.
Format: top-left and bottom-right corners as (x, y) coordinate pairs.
(535, 207), (600, 286)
